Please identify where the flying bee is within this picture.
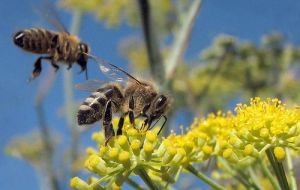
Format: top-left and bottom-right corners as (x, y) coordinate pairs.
(76, 54), (171, 144)
(13, 4), (90, 81)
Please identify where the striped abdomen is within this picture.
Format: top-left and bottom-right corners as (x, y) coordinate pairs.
(13, 28), (57, 54)
(77, 85), (124, 125)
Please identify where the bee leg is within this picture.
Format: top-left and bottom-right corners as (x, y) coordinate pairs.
(141, 118), (149, 131)
(103, 100), (115, 145)
(128, 96), (136, 128)
(51, 61), (59, 72)
(28, 56), (52, 81)
(77, 59), (88, 80)
(139, 104), (150, 130)
(149, 115), (167, 135)
(104, 123), (114, 145)
(117, 115), (125, 135)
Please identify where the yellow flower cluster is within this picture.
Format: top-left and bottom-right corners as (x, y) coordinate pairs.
(70, 98), (300, 189)
(71, 118), (189, 189)
(191, 97), (300, 163)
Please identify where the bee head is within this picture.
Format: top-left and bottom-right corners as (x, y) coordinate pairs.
(78, 42), (89, 55)
(149, 94), (169, 119)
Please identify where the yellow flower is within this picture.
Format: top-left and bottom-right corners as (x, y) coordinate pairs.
(71, 98), (300, 189)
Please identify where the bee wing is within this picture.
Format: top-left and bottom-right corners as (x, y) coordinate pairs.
(40, 0), (69, 34)
(75, 80), (108, 92)
(88, 54), (142, 85)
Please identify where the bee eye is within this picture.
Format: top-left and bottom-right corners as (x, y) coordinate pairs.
(155, 95), (167, 108)
(79, 43), (89, 53)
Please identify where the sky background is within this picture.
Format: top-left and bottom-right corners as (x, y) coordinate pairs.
(1, 0), (300, 189)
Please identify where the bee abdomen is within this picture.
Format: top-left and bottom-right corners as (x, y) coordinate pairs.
(77, 92), (108, 125)
(13, 28), (55, 54)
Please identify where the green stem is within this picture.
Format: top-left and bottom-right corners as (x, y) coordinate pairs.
(92, 184), (105, 190)
(266, 147), (290, 190)
(237, 169), (260, 190)
(126, 178), (146, 190)
(166, 0), (203, 81)
(137, 0), (165, 84)
(217, 158), (252, 188)
(286, 148), (297, 190)
(35, 70), (60, 190)
(185, 164), (225, 190)
(247, 167), (262, 190)
(136, 168), (159, 190)
(258, 157), (281, 190)
(65, 10), (82, 178)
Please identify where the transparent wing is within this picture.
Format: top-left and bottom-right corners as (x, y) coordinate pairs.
(88, 54), (142, 85)
(75, 79), (108, 92)
(40, 0), (69, 33)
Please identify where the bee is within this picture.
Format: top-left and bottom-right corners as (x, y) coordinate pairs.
(13, 4), (90, 81)
(76, 54), (171, 144)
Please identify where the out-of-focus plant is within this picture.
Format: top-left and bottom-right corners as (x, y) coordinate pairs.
(6, 130), (60, 167)
(179, 33), (300, 113)
(71, 98), (300, 190)
(61, 0), (178, 33)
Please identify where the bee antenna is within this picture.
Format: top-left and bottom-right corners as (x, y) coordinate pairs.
(83, 52), (142, 85)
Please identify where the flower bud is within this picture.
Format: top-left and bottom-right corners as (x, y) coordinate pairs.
(202, 145), (213, 155)
(70, 177), (89, 190)
(89, 155), (108, 175)
(130, 139), (141, 156)
(172, 148), (186, 164)
(109, 148), (119, 161)
(223, 148), (238, 162)
(117, 135), (130, 150)
(162, 147), (176, 164)
(274, 147), (285, 161)
(183, 142), (194, 154)
(260, 128), (269, 138)
(118, 151), (131, 167)
(86, 147), (97, 155)
(92, 132), (105, 144)
(143, 142), (154, 161)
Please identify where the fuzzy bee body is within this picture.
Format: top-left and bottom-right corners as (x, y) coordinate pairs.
(13, 28), (90, 80)
(78, 83), (124, 125)
(14, 28), (55, 54)
(77, 78), (170, 144)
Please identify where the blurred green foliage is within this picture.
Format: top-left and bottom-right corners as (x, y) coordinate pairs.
(6, 130), (60, 167)
(61, 0), (179, 33)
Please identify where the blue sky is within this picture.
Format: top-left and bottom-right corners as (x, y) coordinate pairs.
(1, 0), (300, 189)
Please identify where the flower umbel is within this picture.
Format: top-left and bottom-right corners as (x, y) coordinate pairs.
(71, 98), (300, 189)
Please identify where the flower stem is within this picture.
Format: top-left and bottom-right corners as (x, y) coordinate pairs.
(286, 148), (297, 190)
(65, 10), (82, 178)
(217, 158), (251, 188)
(247, 167), (262, 190)
(136, 168), (159, 190)
(185, 164), (225, 190)
(235, 169), (260, 190)
(258, 157), (281, 190)
(137, 0), (165, 84)
(35, 69), (59, 190)
(266, 147), (290, 190)
(166, 0), (203, 81)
